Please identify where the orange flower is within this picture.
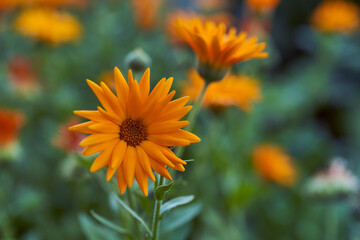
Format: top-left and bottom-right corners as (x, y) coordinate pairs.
(311, 1), (360, 34)
(131, 0), (162, 30)
(8, 56), (40, 96)
(166, 10), (233, 45)
(0, 109), (24, 147)
(174, 18), (268, 70)
(183, 69), (261, 111)
(69, 68), (200, 196)
(253, 144), (296, 186)
(245, 0), (281, 12)
(14, 8), (82, 45)
(53, 118), (85, 153)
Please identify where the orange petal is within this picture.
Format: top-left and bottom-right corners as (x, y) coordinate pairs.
(136, 146), (155, 181)
(140, 141), (175, 168)
(135, 163), (149, 196)
(111, 140), (127, 168)
(116, 164), (127, 194)
(90, 146), (114, 172)
(123, 146), (137, 187)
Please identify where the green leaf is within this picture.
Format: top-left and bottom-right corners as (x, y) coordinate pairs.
(90, 210), (130, 236)
(111, 193), (153, 237)
(78, 213), (119, 240)
(160, 195), (195, 217)
(155, 182), (173, 201)
(160, 202), (202, 234)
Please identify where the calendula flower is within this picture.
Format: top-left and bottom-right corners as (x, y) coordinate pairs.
(311, 1), (360, 34)
(131, 0), (162, 30)
(8, 56), (40, 97)
(253, 144), (296, 186)
(174, 18), (268, 81)
(245, 0), (281, 12)
(53, 118), (85, 153)
(0, 109), (24, 148)
(14, 8), (82, 45)
(166, 10), (233, 45)
(306, 157), (359, 199)
(182, 69), (261, 111)
(69, 68), (200, 196)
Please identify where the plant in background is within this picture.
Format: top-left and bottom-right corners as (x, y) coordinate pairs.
(305, 157), (359, 200)
(14, 7), (82, 45)
(311, 0), (360, 34)
(53, 118), (85, 154)
(245, 0), (281, 13)
(165, 10), (233, 46)
(7, 56), (40, 98)
(174, 18), (268, 83)
(0, 109), (24, 160)
(182, 69), (261, 112)
(253, 144), (296, 186)
(131, 0), (162, 30)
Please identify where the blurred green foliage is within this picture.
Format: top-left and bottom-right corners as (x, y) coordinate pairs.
(1, 0), (360, 239)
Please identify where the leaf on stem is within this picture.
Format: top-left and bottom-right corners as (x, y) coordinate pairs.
(160, 195), (195, 218)
(90, 210), (130, 236)
(155, 182), (173, 201)
(111, 193), (153, 237)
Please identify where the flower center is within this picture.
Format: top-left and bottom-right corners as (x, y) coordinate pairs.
(119, 119), (148, 147)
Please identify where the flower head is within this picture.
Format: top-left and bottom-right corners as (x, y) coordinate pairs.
(182, 69), (261, 111)
(166, 10), (233, 45)
(174, 18), (268, 73)
(311, 1), (360, 34)
(131, 0), (162, 30)
(305, 157), (359, 199)
(14, 8), (82, 45)
(245, 0), (281, 12)
(253, 144), (296, 186)
(53, 118), (85, 153)
(0, 109), (24, 148)
(69, 68), (200, 196)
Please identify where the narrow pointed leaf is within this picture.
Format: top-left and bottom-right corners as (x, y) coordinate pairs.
(160, 195), (195, 217)
(90, 210), (130, 236)
(111, 193), (153, 237)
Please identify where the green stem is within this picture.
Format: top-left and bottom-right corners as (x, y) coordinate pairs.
(174, 83), (207, 158)
(324, 203), (338, 240)
(127, 189), (141, 240)
(151, 175), (165, 240)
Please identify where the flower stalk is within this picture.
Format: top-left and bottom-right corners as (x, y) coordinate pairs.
(152, 175), (165, 240)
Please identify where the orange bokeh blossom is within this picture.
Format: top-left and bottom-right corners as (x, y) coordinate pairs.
(69, 68), (200, 196)
(311, 0), (360, 34)
(183, 69), (261, 111)
(245, 0), (281, 12)
(253, 144), (296, 186)
(14, 8), (82, 45)
(174, 18), (268, 70)
(0, 109), (24, 147)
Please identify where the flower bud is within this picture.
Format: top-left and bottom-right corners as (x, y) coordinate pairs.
(124, 48), (152, 73)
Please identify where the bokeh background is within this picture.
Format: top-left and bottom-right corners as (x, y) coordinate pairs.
(1, 0), (360, 239)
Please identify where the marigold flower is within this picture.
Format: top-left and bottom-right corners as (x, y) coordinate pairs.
(53, 118), (85, 153)
(166, 10), (233, 45)
(174, 18), (268, 73)
(245, 0), (280, 12)
(182, 69), (261, 111)
(306, 157), (359, 199)
(14, 8), (82, 45)
(253, 144), (296, 186)
(131, 0), (162, 30)
(69, 68), (201, 196)
(311, 1), (360, 34)
(0, 109), (24, 147)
